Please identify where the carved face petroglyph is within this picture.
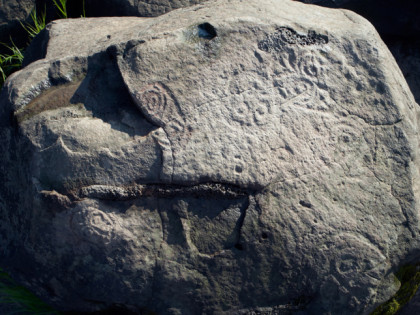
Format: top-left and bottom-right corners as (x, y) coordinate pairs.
(3, 19), (414, 313)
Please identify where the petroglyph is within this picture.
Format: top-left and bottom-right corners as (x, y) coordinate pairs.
(70, 206), (120, 245)
(134, 82), (185, 132)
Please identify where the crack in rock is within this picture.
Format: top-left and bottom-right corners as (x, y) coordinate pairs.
(77, 183), (249, 201)
(233, 195), (250, 251)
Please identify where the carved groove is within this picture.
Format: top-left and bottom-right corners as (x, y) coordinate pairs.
(78, 183), (249, 201)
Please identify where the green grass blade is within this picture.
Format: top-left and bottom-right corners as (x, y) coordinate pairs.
(0, 268), (60, 315)
(52, 0), (68, 19)
(81, 0), (86, 17)
(20, 7), (46, 39)
(0, 40), (24, 87)
(0, 67), (6, 83)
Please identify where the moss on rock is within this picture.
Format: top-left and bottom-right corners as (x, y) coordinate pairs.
(371, 263), (420, 315)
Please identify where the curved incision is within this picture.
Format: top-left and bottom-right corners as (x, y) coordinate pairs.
(135, 82), (185, 131)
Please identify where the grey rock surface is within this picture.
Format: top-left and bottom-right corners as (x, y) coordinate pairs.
(0, 0), (33, 23)
(1, 0), (420, 314)
(84, 0), (209, 17)
(296, 0), (420, 107)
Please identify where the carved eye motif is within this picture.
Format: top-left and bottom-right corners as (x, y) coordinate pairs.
(135, 82), (184, 132)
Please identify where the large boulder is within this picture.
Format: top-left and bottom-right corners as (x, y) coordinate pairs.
(1, 0), (420, 313)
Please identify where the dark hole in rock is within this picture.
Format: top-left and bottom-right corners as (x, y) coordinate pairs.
(254, 51), (264, 63)
(261, 232), (268, 239)
(198, 23), (217, 40)
(299, 200), (312, 208)
(235, 243), (244, 250)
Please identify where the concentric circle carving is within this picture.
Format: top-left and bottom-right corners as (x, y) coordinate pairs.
(135, 83), (183, 129)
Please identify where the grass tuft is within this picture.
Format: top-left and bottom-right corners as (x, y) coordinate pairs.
(20, 7), (46, 39)
(0, 40), (24, 87)
(0, 268), (59, 314)
(52, 0), (68, 19)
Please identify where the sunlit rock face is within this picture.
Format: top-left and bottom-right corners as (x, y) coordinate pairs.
(295, 0), (420, 105)
(84, 0), (209, 17)
(0, 0), (419, 314)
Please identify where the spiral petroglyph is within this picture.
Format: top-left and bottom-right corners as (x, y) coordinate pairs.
(135, 83), (184, 130)
(70, 206), (120, 246)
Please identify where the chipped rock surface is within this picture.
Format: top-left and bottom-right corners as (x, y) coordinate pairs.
(0, 0), (420, 314)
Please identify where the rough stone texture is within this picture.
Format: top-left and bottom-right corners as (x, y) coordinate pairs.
(295, 0), (420, 109)
(1, 0), (420, 314)
(84, 0), (209, 17)
(293, 12), (420, 309)
(0, 0), (33, 23)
